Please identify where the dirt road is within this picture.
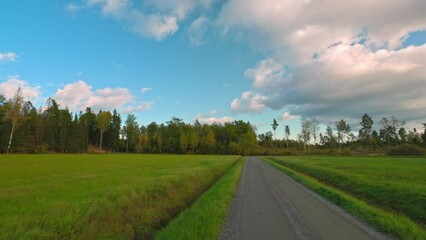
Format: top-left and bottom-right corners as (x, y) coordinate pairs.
(221, 157), (387, 240)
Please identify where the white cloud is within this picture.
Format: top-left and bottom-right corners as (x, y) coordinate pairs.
(280, 112), (296, 121)
(121, 102), (154, 114)
(221, 0), (426, 123)
(188, 16), (208, 45)
(218, 0), (426, 57)
(236, 43), (426, 121)
(140, 87), (152, 93)
(82, 0), (215, 40)
(81, 0), (179, 40)
(196, 109), (233, 124)
(136, 14), (179, 40)
(54, 81), (95, 110)
(0, 76), (40, 100)
(244, 58), (285, 88)
(0, 52), (18, 62)
(54, 80), (134, 111)
(231, 91), (267, 113)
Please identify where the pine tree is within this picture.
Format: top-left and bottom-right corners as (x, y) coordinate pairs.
(271, 118), (279, 140)
(284, 125), (290, 148)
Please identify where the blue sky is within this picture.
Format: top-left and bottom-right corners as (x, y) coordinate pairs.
(1, 0), (426, 138)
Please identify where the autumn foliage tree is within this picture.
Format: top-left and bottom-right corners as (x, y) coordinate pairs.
(97, 111), (112, 150)
(5, 88), (24, 154)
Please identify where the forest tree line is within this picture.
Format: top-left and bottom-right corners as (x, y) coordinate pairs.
(1, 89), (425, 155)
(260, 115), (426, 155)
(0, 89), (257, 154)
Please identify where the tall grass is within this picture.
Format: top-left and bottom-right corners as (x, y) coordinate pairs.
(264, 156), (426, 240)
(155, 158), (243, 240)
(0, 154), (239, 239)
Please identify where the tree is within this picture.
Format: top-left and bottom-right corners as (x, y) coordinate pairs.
(147, 122), (159, 152)
(359, 113), (373, 146)
(205, 129), (215, 153)
(15, 101), (37, 153)
(284, 125), (290, 148)
(180, 131), (189, 153)
(81, 108), (97, 146)
(271, 118), (279, 140)
(190, 130), (200, 153)
(0, 95), (7, 152)
(379, 116), (405, 146)
(108, 109), (121, 152)
(407, 128), (421, 145)
(398, 127), (407, 143)
(325, 123), (335, 149)
(97, 111), (112, 150)
(310, 118), (320, 147)
(371, 130), (380, 147)
(157, 133), (163, 153)
(70, 113), (88, 153)
(5, 88), (24, 154)
(240, 131), (257, 155)
(44, 98), (61, 152)
(124, 114), (138, 152)
(422, 123), (426, 146)
(319, 133), (325, 146)
(164, 117), (184, 153)
(58, 109), (72, 153)
(300, 118), (311, 152)
(336, 119), (351, 150)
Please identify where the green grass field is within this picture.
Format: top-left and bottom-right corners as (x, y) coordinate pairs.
(265, 156), (426, 239)
(0, 154), (239, 240)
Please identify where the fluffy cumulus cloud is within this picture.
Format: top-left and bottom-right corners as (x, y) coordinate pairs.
(244, 58), (286, 88)
(218, 0), (426, 56)
(54, 80), (152, 113)
(196, 109), (233, 124)
(54, 80), (130, 110)
(230, 91), (267, 113)
(237, 42), (426, 122)
(0, 76), (40, 100)
(221, 0), (426, 122)
(0, 52), (18, 62)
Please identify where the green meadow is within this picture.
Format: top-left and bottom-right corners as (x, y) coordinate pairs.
(0, 154), (239, 240)
(266, 156), (426, 239)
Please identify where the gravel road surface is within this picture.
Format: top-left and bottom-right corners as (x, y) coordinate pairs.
(221, 157), (388, 240)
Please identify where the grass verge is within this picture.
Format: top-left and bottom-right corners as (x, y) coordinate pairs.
(262, 157), (426, 240)
(155, 158), (244, 240)
(268, 156), (426, 225)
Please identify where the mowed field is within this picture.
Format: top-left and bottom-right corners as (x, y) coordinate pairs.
(267, 156), (426, 239)
(0, 154), (239, 240)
